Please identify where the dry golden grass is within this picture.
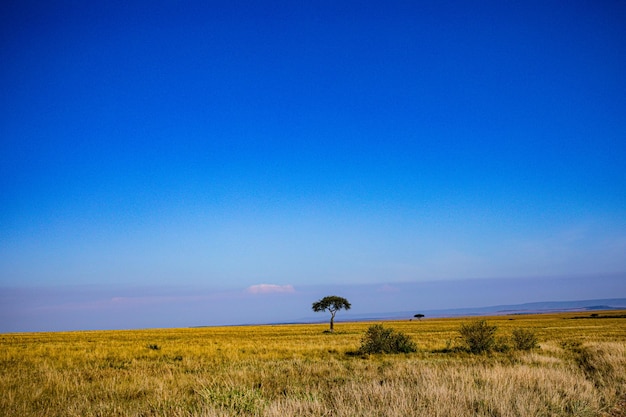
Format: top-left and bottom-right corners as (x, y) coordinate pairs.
(1, 311), (625, 416)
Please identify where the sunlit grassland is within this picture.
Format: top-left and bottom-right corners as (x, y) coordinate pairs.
(1, 312), (625, 416)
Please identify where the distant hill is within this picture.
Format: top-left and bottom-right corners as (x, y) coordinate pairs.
(296, 298), (626, 324)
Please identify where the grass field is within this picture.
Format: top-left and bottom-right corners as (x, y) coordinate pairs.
(1, 311), (625, 416)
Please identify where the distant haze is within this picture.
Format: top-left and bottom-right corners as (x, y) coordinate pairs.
(1, 274), (624, 333)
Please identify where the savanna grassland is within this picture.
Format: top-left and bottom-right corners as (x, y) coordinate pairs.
(1, 312), (625, 417)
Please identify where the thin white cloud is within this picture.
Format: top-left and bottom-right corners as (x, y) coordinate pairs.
(110, 295), (206, 305)
(377, 284), (400, 293)
(246, 284), (296, 294)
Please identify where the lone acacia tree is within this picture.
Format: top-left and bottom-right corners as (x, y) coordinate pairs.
(312, 295), (351, 332)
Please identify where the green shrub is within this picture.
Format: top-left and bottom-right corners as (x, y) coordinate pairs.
(512, 328), (538, 350)
(359, 324), (417, 354)
(459, 320), (497, 353)
(495, 336), (511, 353)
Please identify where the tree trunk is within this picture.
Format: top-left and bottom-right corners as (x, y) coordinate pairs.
(330, 312), (335, 332)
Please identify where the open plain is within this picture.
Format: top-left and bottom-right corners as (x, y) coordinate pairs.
(1, 311), (625, 417)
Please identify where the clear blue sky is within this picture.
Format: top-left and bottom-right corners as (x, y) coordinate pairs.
(1, 1), (625, 331)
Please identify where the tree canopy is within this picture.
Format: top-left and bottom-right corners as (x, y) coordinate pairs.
(312, 295), (351, 332)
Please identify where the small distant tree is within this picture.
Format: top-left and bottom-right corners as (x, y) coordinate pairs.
(459, 319), (497, 353)
(413, 314), (425, 320)
(359, 324), (417, 354)
(312, 295), (351, 332)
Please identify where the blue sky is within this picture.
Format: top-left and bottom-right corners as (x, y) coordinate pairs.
(1, 1), (625, 332)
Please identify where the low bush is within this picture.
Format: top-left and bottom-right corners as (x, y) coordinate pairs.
(495, 336), (511, 353)
(512, 328), (538, 350)
(459, 320), (497, 353)
(359, 324), (417, 354)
